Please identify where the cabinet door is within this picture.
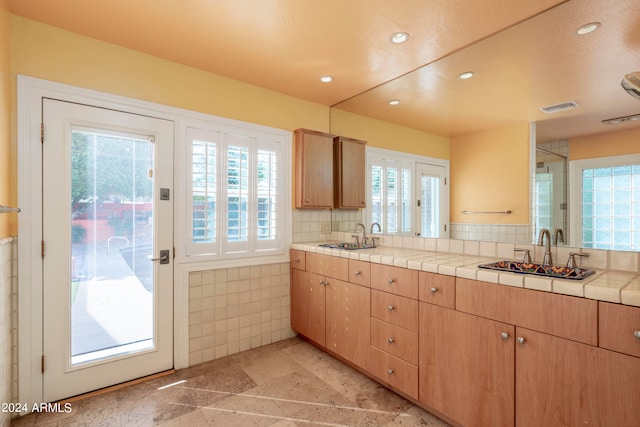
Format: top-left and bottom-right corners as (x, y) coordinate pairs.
(516, 327), (640, 427)
(325, 279), (370, 370)
(295, 129), (333, 208)
(290, 269), (326, 346)
(419, 303), (515, 427)
(334, 136), (366, 208)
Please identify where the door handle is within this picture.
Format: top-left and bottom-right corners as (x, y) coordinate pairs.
(149, 249), (170, 264)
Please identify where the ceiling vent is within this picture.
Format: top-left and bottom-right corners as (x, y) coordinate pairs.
(538, 101), (579, 114)
(621, 72), (640, 100)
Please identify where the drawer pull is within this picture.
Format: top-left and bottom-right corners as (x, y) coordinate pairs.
(387, 278), (396, 284)
(501, 332), (510, 340)
(388, 305), (395, 311)
(387, 369), (394, 375)
(388, 337), (395, 344)
(517, 337), (526, 345)
(295, 257), (300, 263)
(319, 280), (328, 286)
(430, 287), (438, 294)
(354, 271), (361, 276)
(634, 331), (640, 339)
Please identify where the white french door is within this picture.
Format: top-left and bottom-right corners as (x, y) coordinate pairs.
(42, 99), (174, 401)
(415, 162), (449, 238)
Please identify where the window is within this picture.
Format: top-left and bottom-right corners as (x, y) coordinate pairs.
(570, 155), (640, 250)
(367, 148), (449, 236)
(184, 124), (289, 260)
(370, 159), (413, 234)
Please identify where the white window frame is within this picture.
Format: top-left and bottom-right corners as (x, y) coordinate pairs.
(179, 118), (291, 265)
(569, 153), (640, 248)
(365, 147), (449, 236)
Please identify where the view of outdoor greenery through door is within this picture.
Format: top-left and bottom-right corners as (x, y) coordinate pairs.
(70, 129), (154, 364)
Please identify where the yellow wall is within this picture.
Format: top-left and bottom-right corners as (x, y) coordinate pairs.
(7, 15), (452, 232)
(0, 2), (13, 237)
(330, 108), (449, 159)
(450, 122), (530, 224)
(569, 127), (640, 160)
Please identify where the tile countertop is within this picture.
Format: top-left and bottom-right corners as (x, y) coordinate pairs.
(291, 242), (640, 308)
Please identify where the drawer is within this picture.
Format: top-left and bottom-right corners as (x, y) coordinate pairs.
(599, 302), (640, 358)
(349, 259), (371, 287)
(290, 249), (306, 270)
(306, 252), (348, 280)
(418, 272), (455, 308)
(370, 318), (418, 365)
(371, 264), (418, 299)
(370, 346), (418, 400)
(371, 290), (419, 331)
(456, 278), (598, 345)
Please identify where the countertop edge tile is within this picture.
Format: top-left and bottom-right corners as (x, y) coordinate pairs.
(291, 243), (639, 307)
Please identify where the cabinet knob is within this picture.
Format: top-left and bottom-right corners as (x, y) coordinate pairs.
(354, 271), (361, 276)
(517, 337), (526, 345)
(295, 258), (300, 263)
(319, 280), (328, 286)
(387, 369), (394, 375)
(634, 331), (640, 339)
(501, 332), (510, 340)
(387, 278), (396, 285)
(388, 305), (395, 311)
(388, 337), (395, 344)
(305, 198), (310, 202)
(430, 287), (438, 294)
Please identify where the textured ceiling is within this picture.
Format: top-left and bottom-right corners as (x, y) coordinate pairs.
(8, 0), (640, 140)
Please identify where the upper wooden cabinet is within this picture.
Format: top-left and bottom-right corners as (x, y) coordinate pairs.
(294, 129), (334, 209)
(333, 136), (367, 209)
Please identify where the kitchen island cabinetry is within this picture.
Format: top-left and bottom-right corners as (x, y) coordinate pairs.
(294, 129), (334, 209)
(333, 136), (366, 209)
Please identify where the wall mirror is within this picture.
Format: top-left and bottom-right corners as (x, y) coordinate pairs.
(330, 0), (640, 250)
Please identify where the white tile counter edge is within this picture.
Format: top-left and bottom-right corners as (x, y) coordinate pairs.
(291, 242), (640, 308)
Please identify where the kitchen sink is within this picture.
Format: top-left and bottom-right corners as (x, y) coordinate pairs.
(318, 242), (375, 250)
(478, 260), (595, 280)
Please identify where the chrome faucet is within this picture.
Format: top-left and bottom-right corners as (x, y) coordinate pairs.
(353, 223), (367, 247)
(537, 228), (552, 265)
(553, 227), (565, 245)
(369, 222), (381, 247)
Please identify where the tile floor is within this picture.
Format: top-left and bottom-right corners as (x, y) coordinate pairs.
(11, 337), (450, 427)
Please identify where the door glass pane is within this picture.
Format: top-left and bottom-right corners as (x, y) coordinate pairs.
(70, 129), (154, 365)
(421, 175), (440, 238)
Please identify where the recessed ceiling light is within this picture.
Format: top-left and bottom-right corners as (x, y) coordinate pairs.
(459, 71), (474, 80)
(390, 32), (410, 44)
(320, 76), (333, 83)
(576, 22), (600, 35)
(388, 100), (400, 106)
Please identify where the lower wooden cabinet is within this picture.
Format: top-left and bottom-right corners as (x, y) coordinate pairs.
(290, 255), (370, 371)
(290, 269), (326, 346)
(419, 303), (515, 427)
(292, 251), (640, 427)
(516, 327), (640, 427)
(326, 277), (370, 370)
(370, 346), (418, 400)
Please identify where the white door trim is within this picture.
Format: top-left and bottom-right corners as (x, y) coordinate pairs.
(17, 76), (190, 406)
